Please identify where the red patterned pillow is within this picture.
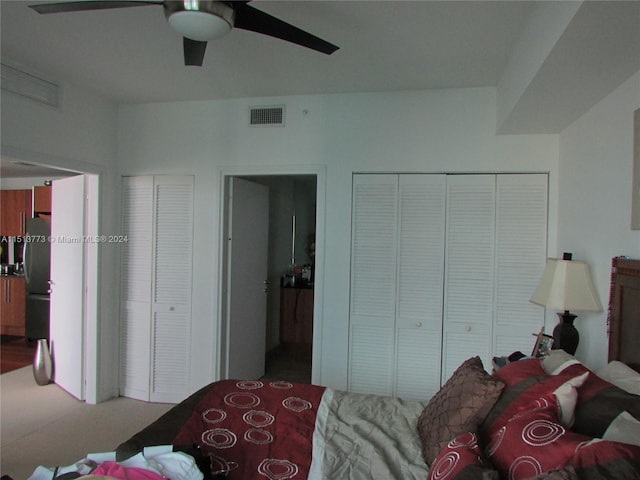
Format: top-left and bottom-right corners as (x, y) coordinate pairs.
(482, 362), (585, 437)
(487, 394), (590, 480)
(427, 432), (498, 480)
(568, 437), (640, 477)
(494, 358), (548, 386)
(546, 361), (640, 439)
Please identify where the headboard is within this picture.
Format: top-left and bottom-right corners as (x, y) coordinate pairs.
(607, 257), (640, 372)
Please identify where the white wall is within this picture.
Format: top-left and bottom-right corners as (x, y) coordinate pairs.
(1, 82), (119, 402)
(118, 87), (558, 392)
(3, 71), (635, 399)
(558, 69), (640, 370)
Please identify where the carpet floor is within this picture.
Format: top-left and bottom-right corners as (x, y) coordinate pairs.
(0, 367), (173, 480)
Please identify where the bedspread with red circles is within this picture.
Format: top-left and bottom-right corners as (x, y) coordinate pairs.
(173, 379), (326, 480)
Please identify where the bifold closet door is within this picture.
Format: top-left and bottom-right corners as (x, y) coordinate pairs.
(120, 175), (194, 403)
(349, 174), (398, 396)
(493, 174), (548, 356)
(120, 176), (153, 401)
(150, 176), (194, 403)
(442, 175), (496, 382)
(348, 174), (445, 399)
(441, 174), (548, 381)
(395, 175), (446, 399)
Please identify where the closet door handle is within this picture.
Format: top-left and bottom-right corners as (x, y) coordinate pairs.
(415, 321), (422, 327)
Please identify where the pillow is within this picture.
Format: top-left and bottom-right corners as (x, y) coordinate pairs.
(603, 411), (640, 446)
(551, 372), (588, 427)
(520, 467), (578, 480)
(481, 361), (587, 437)
(489, 392), (640, 480)
(417, 356), (505, 464)
(427, 432), (499, 480)
(597, 361), (640, 395)
(494, 358), (548, 386)
(568, 438), (640, 478)
(540, 350), (581, 375)
(544, 361), (640, 438)
(487, 394), (591, 480)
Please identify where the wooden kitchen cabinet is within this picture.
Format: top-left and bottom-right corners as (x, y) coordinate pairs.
(33, 185), (52, 215)
(280, 286), (314, 350)
(0, 276), (26, 336)
(0, 189), (32, 235)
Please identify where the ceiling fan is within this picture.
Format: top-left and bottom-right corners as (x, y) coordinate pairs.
(28, 1), (339, 66)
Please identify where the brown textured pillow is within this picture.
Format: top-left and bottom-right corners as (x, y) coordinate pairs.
(417, 356), (505, 465)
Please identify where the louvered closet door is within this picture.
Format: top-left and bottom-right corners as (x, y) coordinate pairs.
(442, 175), (496, 382)
(349, 175), (398, 395)
(396, 175), (445, 399)
(151, 176), (194, 403)
(120, 175), (194, 403)
(120, 176), (154, 400)
(494, 174), (548, 355)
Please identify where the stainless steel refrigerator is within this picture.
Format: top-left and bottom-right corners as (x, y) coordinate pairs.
(24, 218), (51, 340)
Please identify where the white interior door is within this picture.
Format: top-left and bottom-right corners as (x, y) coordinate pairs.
(226, 178), (269, 380)
(50, 175), (85, 400)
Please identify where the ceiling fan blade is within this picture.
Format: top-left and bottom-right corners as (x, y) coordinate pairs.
(29, 1), (162, 15)
(234, 4), (338, 55)
(183, 37), (207, 66)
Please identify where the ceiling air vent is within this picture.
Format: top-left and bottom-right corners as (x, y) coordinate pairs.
(250, 105), (285, 127)
(1, 63), (60, 108)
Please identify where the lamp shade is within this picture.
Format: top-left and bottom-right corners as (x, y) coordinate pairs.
(530, 258), (602, 312)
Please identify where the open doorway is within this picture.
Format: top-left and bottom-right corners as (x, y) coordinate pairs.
(0, 157), (100, 401)
(221, 174), (317, 384)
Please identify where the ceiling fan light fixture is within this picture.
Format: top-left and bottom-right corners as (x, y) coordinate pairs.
(168, 10), (230, 41)
(164, 1), (235, 41)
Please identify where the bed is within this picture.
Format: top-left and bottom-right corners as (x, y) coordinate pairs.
(34, 257), (640, 480)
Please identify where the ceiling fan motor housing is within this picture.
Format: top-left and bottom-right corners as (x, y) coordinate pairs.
(164, 1), (235, 41)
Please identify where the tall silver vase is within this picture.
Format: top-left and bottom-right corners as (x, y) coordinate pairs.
(33, 339), (53, 386)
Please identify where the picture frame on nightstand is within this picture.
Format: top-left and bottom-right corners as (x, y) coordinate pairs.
(532, 327), (554, 358)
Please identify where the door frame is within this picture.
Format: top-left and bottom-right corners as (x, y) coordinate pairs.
(217, 165), (326, 385)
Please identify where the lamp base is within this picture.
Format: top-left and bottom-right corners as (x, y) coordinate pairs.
(551, 311), (579, 355)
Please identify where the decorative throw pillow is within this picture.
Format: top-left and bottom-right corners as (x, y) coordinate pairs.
(551, 372), (588, 427)
(546, 361), (640, 438)
(417, 356), (505, 464)
(521, 467), (579, 480)
(494, 358), (548, 387)
(567, 437), (640, 477)
(481, 362), (587, 437)
(487, 394), (590, 480)
(427, 432), (499, 480)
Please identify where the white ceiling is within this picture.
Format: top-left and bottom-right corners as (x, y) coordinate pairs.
(1, 1), (640, 178)
(1, 1), (534, 103)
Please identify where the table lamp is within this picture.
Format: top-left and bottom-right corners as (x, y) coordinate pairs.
(530, 253), (602, 355)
